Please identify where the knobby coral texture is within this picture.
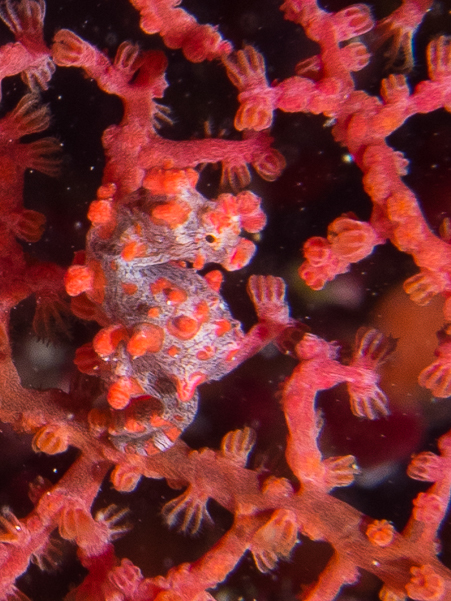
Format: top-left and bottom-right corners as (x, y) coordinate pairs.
(1, 0), (451, 599)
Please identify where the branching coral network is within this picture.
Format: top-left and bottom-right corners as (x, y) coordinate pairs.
(0, 0), (449, 600)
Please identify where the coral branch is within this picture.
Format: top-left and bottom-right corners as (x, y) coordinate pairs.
(0, 0), (450, 600)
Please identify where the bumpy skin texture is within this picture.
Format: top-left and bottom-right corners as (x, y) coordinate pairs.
(66, 179), (288, 455)
(104, 185), (267, 272)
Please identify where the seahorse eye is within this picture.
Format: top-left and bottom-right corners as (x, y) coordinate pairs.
(205, 234), (216, 243)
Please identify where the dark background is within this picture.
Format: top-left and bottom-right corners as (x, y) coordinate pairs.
(1, 0), (451, 599)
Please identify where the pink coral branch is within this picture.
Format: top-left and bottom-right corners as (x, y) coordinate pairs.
(0, 0), (450, 600)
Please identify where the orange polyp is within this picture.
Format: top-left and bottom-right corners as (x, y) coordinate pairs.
(143, 167), (199, 195)
(121, 282), (139, 295)
(186, 168), (199, 188)
(108, 380), (132, 410)
(227, 239), (255, 270)
(33, 426), (69, 455)
(175, 372), (207, 401)
(193, 252), (205, 270)
(236, 191), (266, 232)
(165, 287), (187, 304)
(167, 345), (180, 357)
(147, 306), (160, 318)
(406, 565), (445, 601)
(214, 319), (232, 337)
(165, 426), (182, 442)
(164, 171), (189, 193)
(121, 240), (148, 261)
(87, 200), (114, 225)
(226, 348), (239, 362)
(366, 520), (395, 547)
(127, 324), (164, 357)
(107, 377), (143, 410)
(88, 408), (109, 435)
(65, 265), (94, 297)
(194, 300), (209, 323)
(74, 343), (102, 374)
(150, 200), (190, 228)
(236, 190), (259, 214)
(124, 416), (147, 434)
(174, 316), (198, 334)
(218, 193), (238, 220)
(149, 415), (170, 428)
(205, 210), (227, 232)
(196, 345), (215, 360)
(93, 325), (129, 357)
(96, 182), (117, 200)
(150, 277), (172, 295)
(142, 168), (169, 194)
(70, 293), (101, 322)
(167, 315), (200, 340)
(204, 270), (223, 292)
(151, 279), (189, 305)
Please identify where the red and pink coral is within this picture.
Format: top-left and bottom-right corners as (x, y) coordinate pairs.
(0, 0), (450, 600)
